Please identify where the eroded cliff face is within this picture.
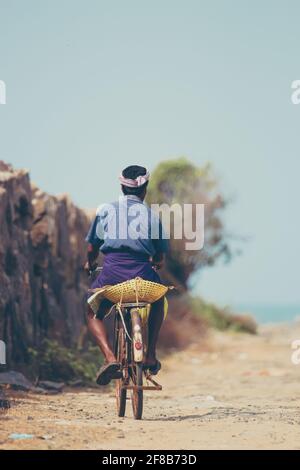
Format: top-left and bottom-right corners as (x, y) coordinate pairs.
(0, 162), (90, 367)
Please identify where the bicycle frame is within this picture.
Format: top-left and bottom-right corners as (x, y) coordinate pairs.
(115, 302), (162, 391)
(114, 302), (162, 419)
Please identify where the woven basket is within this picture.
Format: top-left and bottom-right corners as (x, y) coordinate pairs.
(99, 277), (169, 304)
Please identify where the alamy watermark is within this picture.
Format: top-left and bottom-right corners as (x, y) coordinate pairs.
(290, 80), (300, 104)
(0, 80), (6, 104)
(95, 199), (205, 251)
(0, 340), (6, 365)
(291, 339), (300, 365)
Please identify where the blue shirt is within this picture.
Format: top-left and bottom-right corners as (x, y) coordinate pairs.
(86, 195), (168, 256)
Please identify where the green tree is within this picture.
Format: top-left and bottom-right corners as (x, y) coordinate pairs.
(147, 158), (232, 288)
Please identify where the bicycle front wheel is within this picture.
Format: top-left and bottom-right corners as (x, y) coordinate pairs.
(114, 318), (127, 417)
(131, 362), (143, 420)
(130, 309), (144, 420)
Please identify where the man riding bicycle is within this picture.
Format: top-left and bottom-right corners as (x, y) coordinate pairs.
(85, 165), (168, 386)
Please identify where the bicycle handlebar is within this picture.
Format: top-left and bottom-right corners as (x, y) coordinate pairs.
(88, 266), (103, 278)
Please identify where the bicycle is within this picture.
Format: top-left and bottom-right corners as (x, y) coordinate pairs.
(88, 274), (172, 420)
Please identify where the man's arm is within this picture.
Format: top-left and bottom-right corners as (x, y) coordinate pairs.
(86, 240), (102, 271)
(151, 213), (168, 269)
(150, 252), (165, 270)
(85, 214), (104, 272)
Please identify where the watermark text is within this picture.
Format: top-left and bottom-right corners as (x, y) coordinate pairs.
(0, 340), (6, 365)
(291, 339), (300, 365)
(0, 80), (6, 105)
(94, 199), (205, 251)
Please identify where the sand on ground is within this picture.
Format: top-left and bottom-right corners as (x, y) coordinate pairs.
(1, 323), (300, 450)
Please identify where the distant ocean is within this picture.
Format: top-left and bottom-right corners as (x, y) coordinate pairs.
(232, 304), (300, 324)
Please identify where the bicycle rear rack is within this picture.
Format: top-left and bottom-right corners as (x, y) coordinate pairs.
(122, 373), (162, 391)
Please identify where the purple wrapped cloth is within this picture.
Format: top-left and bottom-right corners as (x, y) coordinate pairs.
(90, 251), (162, 291)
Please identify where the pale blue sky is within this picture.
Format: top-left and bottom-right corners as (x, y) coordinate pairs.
(0, 1), (299, 306)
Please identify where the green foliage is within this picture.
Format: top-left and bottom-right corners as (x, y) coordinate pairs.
(189, 296), (257, 334)
(28, 339), (103, 384)
(147, 157), (215, 205)
(147, 157), (233, 287)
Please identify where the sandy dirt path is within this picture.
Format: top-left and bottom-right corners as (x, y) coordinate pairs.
(1, 323), (300, 450)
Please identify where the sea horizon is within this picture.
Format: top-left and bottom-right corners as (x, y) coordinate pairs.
(232, 303), (300, 325)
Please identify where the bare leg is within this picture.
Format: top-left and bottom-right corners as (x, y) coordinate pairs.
(87, 306), (116, 363)
(145, 297), (164, 366)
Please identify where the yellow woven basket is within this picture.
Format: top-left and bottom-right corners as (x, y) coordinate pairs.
(98, 277), (169, 304)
